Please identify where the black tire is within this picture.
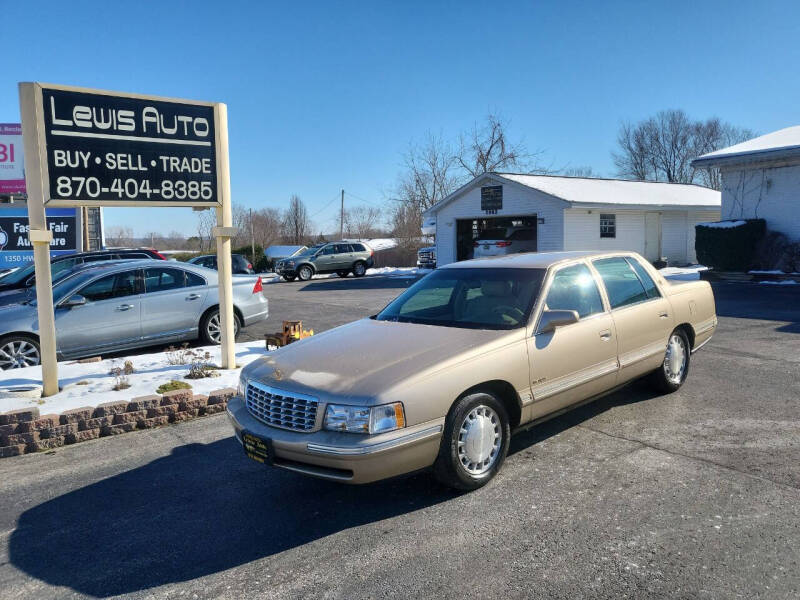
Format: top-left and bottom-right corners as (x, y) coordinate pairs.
(199, 309), (242, 345)
(352, 261), (367, 277)
(432, 391), (511, 491)
(336, 270), (350, 278)
(650, 328), (691, 393)
(0, 334), (41, 370)
(297, 265), (314, 281)
(282, 275), (296, 282)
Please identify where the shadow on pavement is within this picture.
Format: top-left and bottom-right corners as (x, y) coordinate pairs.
(298, 276), (420, 292)
(712, 282), (800, 328)
(8, 437), (455, 597)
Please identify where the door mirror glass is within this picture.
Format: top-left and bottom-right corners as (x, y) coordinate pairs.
(62, 294), (87, 308)
(537, 309), (579, 334)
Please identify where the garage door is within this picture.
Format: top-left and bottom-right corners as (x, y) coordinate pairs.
(456, 216), (537, 261)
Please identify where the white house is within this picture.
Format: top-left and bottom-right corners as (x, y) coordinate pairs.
(692, 126), (800, 241)
(423, 173), (721, 267)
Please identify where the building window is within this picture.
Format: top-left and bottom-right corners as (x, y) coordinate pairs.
(600, 213), (616, 238)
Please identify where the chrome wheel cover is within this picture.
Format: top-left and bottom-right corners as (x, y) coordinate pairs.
(353, 262), (365, 276)
(664, 333), (687, 385)
(457, 405), (502, 475)
(207, 313), (238, 344)
(0, 339), (41, 369)
(299, 266), (312, 280)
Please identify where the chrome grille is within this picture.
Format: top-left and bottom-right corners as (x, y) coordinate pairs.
(245, 381), (319, 432)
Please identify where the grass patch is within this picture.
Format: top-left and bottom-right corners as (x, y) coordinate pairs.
(156, 380), (192, 394)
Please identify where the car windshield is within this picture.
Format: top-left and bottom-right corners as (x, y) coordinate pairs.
(376, 267), (545, 329)
(27, 270), (113, 306)
(0, 263), (36, 285)
(296, 245), (324, 256)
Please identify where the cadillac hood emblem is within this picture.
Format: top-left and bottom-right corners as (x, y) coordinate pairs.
(272, 369), (283, 381)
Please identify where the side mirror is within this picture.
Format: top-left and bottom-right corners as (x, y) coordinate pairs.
(62, 294), (87, 308)
(537, 309), (579, 334)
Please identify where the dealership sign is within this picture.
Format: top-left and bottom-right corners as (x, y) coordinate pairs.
(28, 84), (221, 207)
(0, 207), (77, 269)
(0, 123), (26, 194)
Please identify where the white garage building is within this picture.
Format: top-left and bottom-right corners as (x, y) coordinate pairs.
(423, 173), (721, 267)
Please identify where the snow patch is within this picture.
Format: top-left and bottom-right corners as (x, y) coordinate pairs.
(361, 238), (398, 251)
(659, 265), (708, 281)
(0, 340), (269, 415)
(697, 220), (746, 229)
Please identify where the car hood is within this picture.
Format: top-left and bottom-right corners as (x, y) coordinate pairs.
(243, 318), (523, 404)
(0, 287), (33, 307)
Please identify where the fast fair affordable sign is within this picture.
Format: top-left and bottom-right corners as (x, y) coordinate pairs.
(0, 206), (77, 269)
(30, 84), (221, 207)
(0, 123), (26, 194)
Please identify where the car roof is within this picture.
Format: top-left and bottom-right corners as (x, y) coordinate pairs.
(58, 258), (196, 277)
(441, 250), (637, 270)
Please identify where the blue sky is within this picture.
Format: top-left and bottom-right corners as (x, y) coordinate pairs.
(3, 0), (799, 236)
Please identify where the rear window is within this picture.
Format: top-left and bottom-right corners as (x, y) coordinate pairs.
(478, 228), (509, 240)
(185, 271), (206, 287)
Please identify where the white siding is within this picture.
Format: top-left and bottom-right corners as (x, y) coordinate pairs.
(434, 183), (566, 266)
(721, 164), (800, 241)
(563, 209), (646, 254)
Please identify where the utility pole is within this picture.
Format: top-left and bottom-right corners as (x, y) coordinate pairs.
(250, 207), (255, 267)
(340, 189), (344, 239)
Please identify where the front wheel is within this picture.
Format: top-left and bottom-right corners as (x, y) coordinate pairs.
(650, 328), (691, 393)
(433, 391), (510, 491)
(0, 335), (41, 370)
(200, 309), (242, 345)
(297, 265), (314, 281)
(352, 261), (367, 277)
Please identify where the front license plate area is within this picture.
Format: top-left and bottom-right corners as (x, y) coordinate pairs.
(242, 431), (273, 465)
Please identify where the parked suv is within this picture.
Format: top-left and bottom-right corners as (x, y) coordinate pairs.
(472, 227), (536, 259)
(275, 241), (374, 281)
(417, 246), (437, 269)
(188, 253), (255, 274)
(0, 248), (165, 293)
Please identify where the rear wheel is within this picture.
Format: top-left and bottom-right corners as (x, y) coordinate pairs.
(433, 391), (510, 490)
(297, 265), (314, 281)
(336, 270), (350, 278)
(0, 335), (41, 370)
(650, 328), (691, 393)
(352, 261), (367, 277)
(200, 309), (242, 345)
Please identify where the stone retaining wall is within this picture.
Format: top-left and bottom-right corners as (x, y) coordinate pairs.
(0, 387), (236, 458)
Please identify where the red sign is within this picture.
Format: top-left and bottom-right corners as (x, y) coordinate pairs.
(0, 123), (25, 194)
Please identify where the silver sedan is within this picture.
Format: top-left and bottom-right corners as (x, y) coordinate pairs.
(0, 259), (269, 369)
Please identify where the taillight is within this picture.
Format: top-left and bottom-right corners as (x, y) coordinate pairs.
(247, 263), (253, 270)
(252, 277), (263, 294)
(496, 241), (512, 247)
(153, 251), (167, 260)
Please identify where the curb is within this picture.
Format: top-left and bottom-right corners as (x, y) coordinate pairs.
(0, 387), (236, 458)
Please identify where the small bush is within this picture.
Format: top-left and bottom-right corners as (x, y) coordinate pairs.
(172, 252), (199, 262)
(156, 380), (192, 394)
(695, 219), (766, 271)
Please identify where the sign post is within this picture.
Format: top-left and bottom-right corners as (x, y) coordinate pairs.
(18, 82), (235, 395)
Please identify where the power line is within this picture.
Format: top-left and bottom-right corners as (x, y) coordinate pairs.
(343, 190), (384, 208)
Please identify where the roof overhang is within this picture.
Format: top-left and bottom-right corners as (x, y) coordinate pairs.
(692, 146), (800, 170)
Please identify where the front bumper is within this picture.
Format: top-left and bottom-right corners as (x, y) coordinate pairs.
(226, 396), (444, 484)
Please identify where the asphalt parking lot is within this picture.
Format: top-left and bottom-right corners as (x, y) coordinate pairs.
(1, 276), (798, 599)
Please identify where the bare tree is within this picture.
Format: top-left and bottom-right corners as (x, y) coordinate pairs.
(457, 114), (545, 177)
(283, 195), (311, 244)
(562, 165), (597, 178)
(344, 205), (382, 239)
(105, 226), (134, 247)
(196, 208), (216, 252)
(612, 109), (754, 189)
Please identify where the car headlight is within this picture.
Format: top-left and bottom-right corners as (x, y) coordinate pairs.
(285, 260), (295, 267)
(323, 402), (405, 434)
(236, 374), (247, 397)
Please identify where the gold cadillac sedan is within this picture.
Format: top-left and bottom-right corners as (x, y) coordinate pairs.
(227, 251), (716, 490)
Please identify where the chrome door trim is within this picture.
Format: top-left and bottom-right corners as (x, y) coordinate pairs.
(533, 358), (619, 401)
(619, 340), (667, 368)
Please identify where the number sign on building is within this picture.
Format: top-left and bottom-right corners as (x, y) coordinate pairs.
(481, 185), (503, 214)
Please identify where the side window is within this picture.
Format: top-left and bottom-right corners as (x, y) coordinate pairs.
(144, 268), (185, 293)
(600, 214), (616, 238)
(79, 271), (140, 302)
(334, 244), (351, 254)
(350, 243), (366, 252)
(593, 257), (648, 309)
(545, 263), (604, 319)
(626, 257), (661, 299)
(185, 271), (206, 287)
(322, 245), (336, 255)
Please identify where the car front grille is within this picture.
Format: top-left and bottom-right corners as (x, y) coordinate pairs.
(245, 381), (319, 432)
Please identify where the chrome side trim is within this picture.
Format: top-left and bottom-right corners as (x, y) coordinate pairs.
(306, 425), (443, 456)
(619, 341), (667, 369)
(695, 316), (717, 336)
(533, 359), (619, 400)
(691, 335), (713, 354)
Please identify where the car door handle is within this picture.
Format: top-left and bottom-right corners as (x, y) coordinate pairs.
(599, 329), (612, 340)
(116, 304), (135, 311)
(186, 293), (201, 300)
(658, 312), (669, 319)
